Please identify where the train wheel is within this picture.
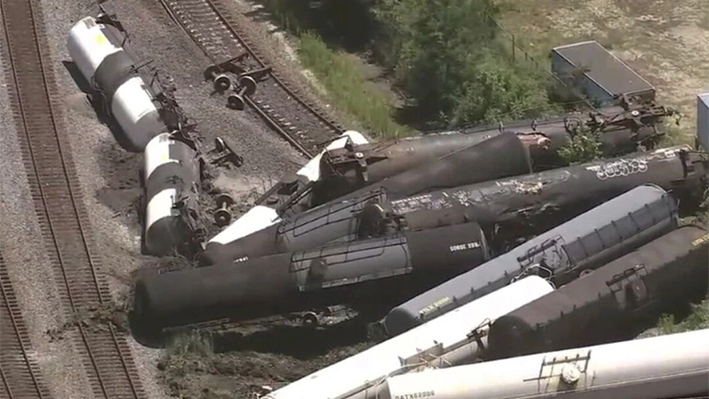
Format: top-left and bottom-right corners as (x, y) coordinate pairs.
(302, 312), (319, 327)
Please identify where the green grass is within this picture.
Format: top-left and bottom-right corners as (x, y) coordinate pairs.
(297, 32), (410, 139)
(656, 297), (709, 335)
(164, 330), (214, 359)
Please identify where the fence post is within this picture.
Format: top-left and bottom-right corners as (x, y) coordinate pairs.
(512, 34), (516, 62)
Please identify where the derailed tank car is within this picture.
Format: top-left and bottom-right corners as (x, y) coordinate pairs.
(217, 101), (673, 263)
(362, 145), (702, 241)
(382, 184), (680, 336)
(209, 131), (368, 246)
(67, 12), (169, 152)
(203, 132), (535, 264)
(142, 133), (205, 256)
(133, 222), (491, 338)
(309, 98), (675, 207)
(485, 225), (709, 361)
(306, 129), (546, 208)
(361, 329), (709, 399)
(263, 276), (554, 399)
(209, 145), (704, 265)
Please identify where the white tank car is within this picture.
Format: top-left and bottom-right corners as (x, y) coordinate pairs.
(263, 276), (554, 399)
(67, 16), (164, 152)
(365, 329), (709, 399)
(66, 16), (121, 81)
(143, 133), (202, 256)
(208, 130), (368, 245)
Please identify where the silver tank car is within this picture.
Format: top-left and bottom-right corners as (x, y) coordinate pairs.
(202, 132), (535, 265)
(263, 276), (554, 399)
(143, 133), (203, 257)
(208, 145), (703, 266)
(485, 225), (709, 361)
(205, 131), (368, 254)
(67, 14), (166, 152)
(133, 222), (490, 335)
(382, 184), (680, 337)
(362, 329), (709, 399)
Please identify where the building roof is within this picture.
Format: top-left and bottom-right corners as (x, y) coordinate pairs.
(553, 41), (655, 97)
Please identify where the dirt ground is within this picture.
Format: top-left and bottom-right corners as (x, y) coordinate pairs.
(497, 0), (709, 141)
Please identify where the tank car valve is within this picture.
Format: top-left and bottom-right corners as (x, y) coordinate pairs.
(227, 76), (258, 110)
(214, 194), (235, 227)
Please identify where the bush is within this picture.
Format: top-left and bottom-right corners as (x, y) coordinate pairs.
(372, 0), (557, 126)
(557, 130), (603, 165)
(259, 0), (559, 130)
(656, 298), (709, 335)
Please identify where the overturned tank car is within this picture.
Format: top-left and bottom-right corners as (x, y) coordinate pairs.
(206, 145), (704, 265)
(133, 221), (492, 339)
(485, 225), (709, 360)
(381, 184), (681, 336)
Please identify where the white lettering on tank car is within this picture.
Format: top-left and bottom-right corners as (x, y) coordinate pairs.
(653, 147), (679, 158)
(449, 242), (482, 252)
(394, 390), (436, 399)
(586, 158), (648, 180)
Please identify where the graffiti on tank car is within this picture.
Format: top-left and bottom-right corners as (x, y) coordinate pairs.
(586, 158), (648, 180)
(392, 193), (455, 214)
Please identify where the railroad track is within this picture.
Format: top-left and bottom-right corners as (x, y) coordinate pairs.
(0, 252), (53, 399)
(158, 0), (345, 158)
(0, 0), (145, 398)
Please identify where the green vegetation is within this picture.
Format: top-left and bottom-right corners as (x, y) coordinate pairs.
(557, 130), (603, 165)
(656, 298), (709, 335)
(297, 33), (409, 138)
(164, 330), (214, 359)
(371, 0), (559, 126)
(256, 0), (561, 136)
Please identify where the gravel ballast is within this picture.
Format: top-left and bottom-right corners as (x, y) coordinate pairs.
(0, 5), (93, 397)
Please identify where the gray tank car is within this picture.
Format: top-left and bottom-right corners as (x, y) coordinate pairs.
(382, 184), (680, 336)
